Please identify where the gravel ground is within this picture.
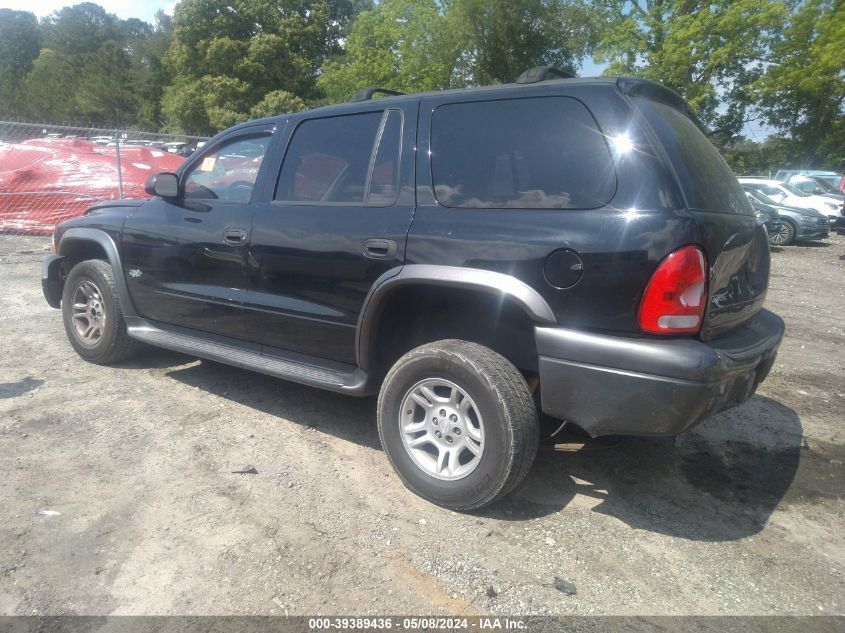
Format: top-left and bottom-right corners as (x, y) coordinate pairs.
(0, 233), (843, 616)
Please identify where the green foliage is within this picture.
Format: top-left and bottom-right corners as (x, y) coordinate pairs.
(318, 0), (452, 103)
(41, 2), (122, 57)
(250, 90), (307, 118)
(446, 0), (598, 86)
(19, 49), (76, 121)
(160, 0), (364, 132)
(753, 0), (845, 168)
(595, 0), (790, 135)
(0, 9), (41, 114)
(74, 40), (139, 125)
(319, 0), (599, 103)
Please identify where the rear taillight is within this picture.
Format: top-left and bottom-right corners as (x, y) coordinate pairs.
(638, 245), (707, 334)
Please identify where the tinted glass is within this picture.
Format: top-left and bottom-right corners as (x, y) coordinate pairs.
(636, 99), (751, 214)
(183, 134), (271, 202)
(276, 112), (382, 203)
(368, 110), (402, 205)
(430, 97), (615, 209)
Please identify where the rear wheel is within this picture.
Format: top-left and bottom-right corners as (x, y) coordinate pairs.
(377, 340), (539, 510)
(61, 259), (140, 364)
(769, 221), (795, 246)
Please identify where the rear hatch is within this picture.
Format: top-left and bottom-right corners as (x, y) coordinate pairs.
(630, 89), (771, 340)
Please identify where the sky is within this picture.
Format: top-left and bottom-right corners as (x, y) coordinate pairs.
(0, 1), (174, 23)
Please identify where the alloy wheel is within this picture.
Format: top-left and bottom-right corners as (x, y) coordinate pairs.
(399, 378), (485, 480)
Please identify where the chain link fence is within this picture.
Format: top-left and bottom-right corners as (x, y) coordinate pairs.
(0, 121), (209, 235)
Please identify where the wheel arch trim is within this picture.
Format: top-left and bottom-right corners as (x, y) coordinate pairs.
(355, 264), (556, 372)
(59, 228), (137, 317)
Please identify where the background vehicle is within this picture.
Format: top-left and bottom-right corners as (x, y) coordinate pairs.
(42, 74), (784, 510)
(786, 174), (845, 201)
(743, 187), (829, 245)
(738, 177), (841, 224)
(744, 191), (785, 245)
(775, 169), (842, 191)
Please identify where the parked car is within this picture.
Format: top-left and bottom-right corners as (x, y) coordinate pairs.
(42, 72), (784, 510)
(786, 174), (845, 202)
(738, 177), (841, 224)
(743, 187), (829, 245)
(775, 169), (842, 191)
(744, 191), (784, 244)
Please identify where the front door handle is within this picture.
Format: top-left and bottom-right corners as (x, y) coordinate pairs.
(363, 238), (398, 259)
(222, 227), (248, 245)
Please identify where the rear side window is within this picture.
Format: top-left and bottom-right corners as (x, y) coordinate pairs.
(636, 99), (751, 215)
(275, 110), (401, 205)
(430, 97), (615, 209)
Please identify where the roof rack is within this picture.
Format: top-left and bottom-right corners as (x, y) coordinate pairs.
(350, 87), (406, 103)
(515, 66), (575, 84)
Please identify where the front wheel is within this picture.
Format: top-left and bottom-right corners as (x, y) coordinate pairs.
(61, 259), (140, 364)
(377, 340), (539, 510)
(769, 221), (795, 246)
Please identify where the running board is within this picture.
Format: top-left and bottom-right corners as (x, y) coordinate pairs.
(125, 317), (371, 395)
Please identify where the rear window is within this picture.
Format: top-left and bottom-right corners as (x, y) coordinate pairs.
(636, 99), (751, 215)
(430, 97), (616, 209)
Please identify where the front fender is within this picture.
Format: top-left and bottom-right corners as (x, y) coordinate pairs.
(58, 228), (137, 317)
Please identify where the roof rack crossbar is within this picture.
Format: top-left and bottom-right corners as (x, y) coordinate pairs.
(350, 87), (406, 103)
(516, 66), (575, 84)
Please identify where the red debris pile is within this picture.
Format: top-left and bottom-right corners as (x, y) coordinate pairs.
(0, 138), (184, 235)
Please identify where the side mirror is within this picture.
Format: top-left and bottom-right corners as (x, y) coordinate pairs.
(144, 172), (180, 198)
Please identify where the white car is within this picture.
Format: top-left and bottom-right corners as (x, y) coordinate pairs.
(738, 178), (842, 222)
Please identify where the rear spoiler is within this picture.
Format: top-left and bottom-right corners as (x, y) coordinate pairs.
(616, 77), (707, 133)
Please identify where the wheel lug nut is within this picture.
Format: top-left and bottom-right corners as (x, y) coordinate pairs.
(449, 414), (457, 422)
(439, 409), (446, 417)
(446, 436), (453, 444)
(453, 428), (461, 435)
(435, 431), (442, 438)
(432, 418), (439, 426)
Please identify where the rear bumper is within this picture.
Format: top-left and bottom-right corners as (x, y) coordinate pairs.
(536, 309), (784, 437)
(42, 255), (65, 309)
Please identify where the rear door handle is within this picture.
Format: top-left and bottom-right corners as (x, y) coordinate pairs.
(363, 238), (398, 259)
(223, 227), (248, 245)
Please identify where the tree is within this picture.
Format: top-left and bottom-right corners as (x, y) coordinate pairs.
(41, 2), (121, 58)
(319, 0), (598, 104)
(594, 0), (790, 135)
(0, 9), (41, 115)
(446, 0), (598, 86)
(19, 49), (77, 122)
(250, 90), (307, 118)
(318, 0), (452, 103)
(754, 0), (845, 168)
(162, 0), (365, 132)
(75, 40), (139, 125)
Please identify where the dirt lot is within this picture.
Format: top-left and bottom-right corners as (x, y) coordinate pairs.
(0, 233), (843, 616)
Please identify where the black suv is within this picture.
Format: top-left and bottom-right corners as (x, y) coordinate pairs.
(42, 71), (784, 510)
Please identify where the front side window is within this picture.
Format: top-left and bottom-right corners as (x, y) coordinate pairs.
(183, 134), (272, 202)
(275, 110), (402, 205)
(430, 97), (616, 209)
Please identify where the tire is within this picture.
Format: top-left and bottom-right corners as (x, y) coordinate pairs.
(61, 259), (141, 364)
(377, 340), (539, 510)
(768, 221), (795, 246)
